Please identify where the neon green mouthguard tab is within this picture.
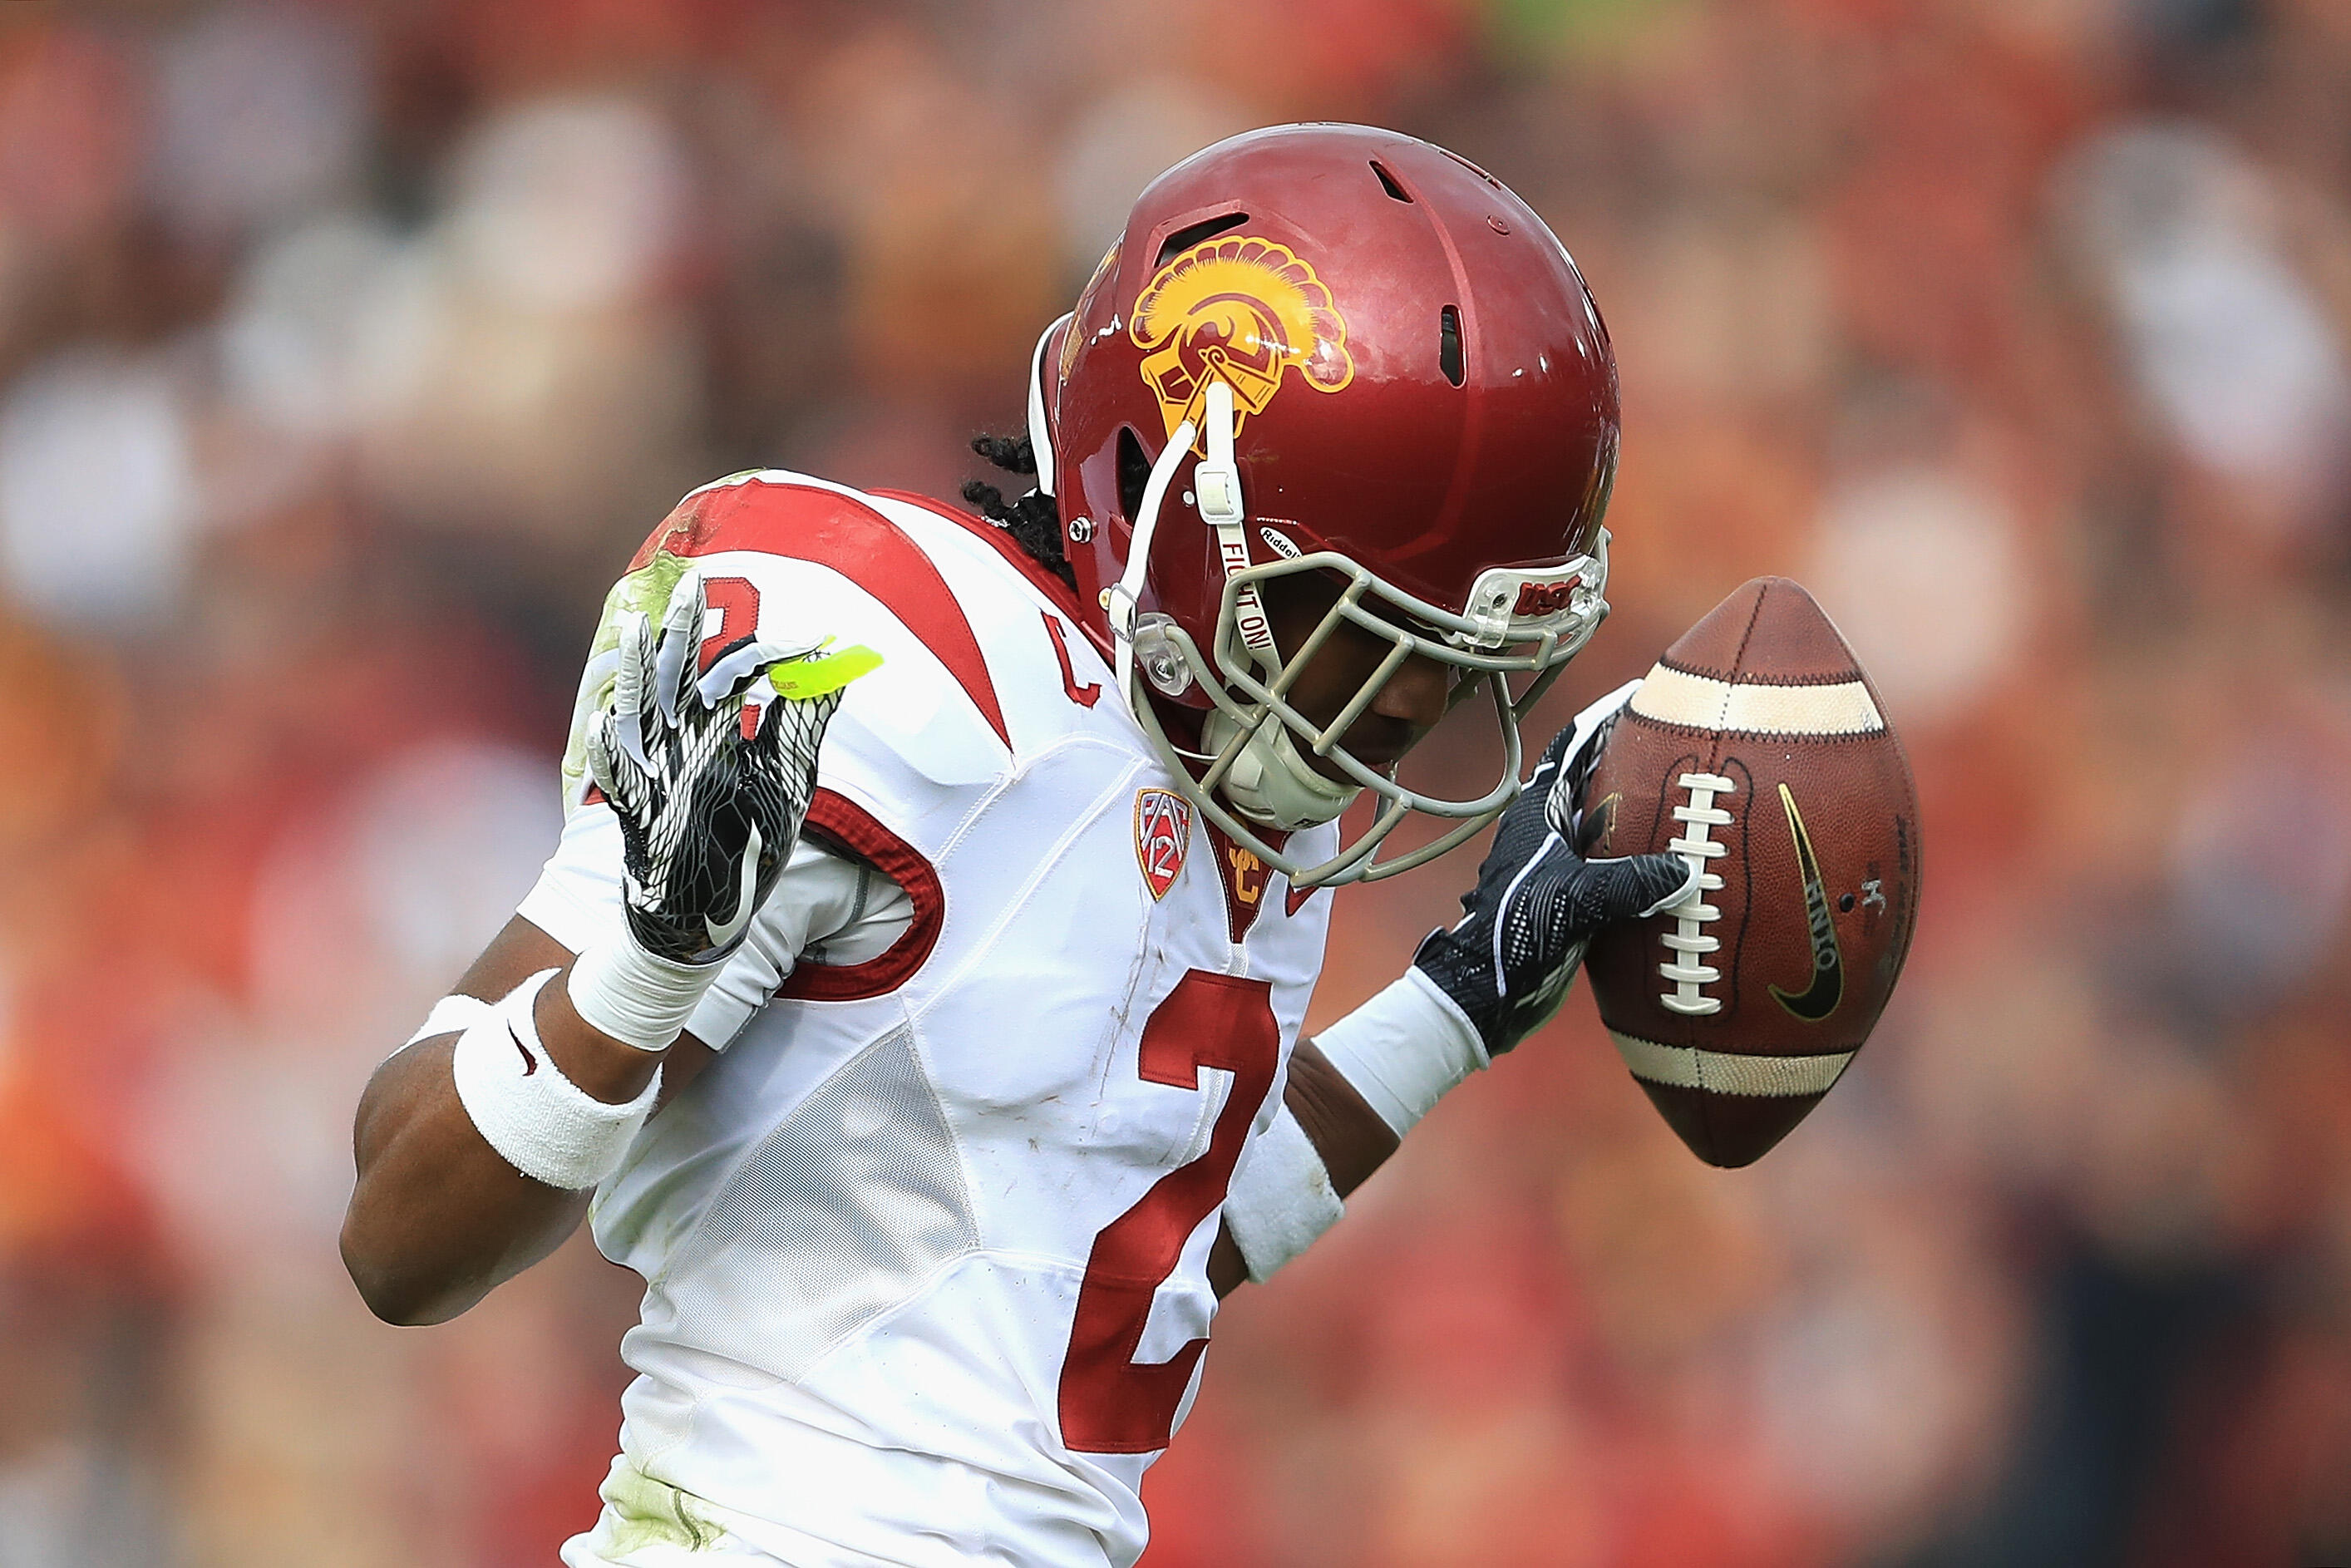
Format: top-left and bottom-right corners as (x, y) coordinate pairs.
(768, 643), (883, 701)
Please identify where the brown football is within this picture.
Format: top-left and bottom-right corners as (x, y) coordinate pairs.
(1581, 578), (1921, 1168)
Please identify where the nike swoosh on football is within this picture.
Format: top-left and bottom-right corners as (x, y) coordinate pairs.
(507, 1023), (540, 1076)
(703, 820), (766, 950)
(1767, 782), (1844, 1023)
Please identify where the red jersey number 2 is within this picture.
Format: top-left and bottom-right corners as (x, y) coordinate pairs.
(1058, 970), (1279, 1454)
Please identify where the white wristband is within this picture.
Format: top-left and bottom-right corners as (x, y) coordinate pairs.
(1314, 969), (1490, 1138)
(452, 969), (662, 1190)
(568, 935), (717, 1053)
(1222, 1105), (1343, 1282)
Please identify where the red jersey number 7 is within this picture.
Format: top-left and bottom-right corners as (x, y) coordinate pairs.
(1057, 970), (1280, 1454)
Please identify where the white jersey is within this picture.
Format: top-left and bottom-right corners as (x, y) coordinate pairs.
(516, 471), (1338, 1568)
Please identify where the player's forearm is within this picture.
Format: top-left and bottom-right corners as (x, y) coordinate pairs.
(1210, 1039), (1397, 1295)
(343, 1031), (597, 1324)
(1281, 1038), (1401, 1196)
(1222, 973), (1484, 1286)
(342, 928), (677, 1324)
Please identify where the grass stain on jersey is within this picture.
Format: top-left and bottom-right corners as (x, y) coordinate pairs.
(599, 1462), (727, 1555)
(563, 550), (703, 809)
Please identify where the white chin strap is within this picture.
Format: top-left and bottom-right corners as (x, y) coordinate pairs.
(1108, 378), (1358, 831)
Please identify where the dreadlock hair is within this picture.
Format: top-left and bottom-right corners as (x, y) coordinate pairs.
(963, 435), (1077, 594)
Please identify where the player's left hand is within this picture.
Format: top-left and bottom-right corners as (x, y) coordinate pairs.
(1411, 680), (1698, 1057)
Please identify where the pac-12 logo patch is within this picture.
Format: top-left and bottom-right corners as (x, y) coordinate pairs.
(1134, 788), (1193, 901)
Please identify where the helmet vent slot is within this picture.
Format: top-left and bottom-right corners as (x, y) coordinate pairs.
(1155, 211), (1250, 267)
(1370, 160), (1413, 202)
(1116, 426), (1152, 520)
(1439, 305), (1464, 386)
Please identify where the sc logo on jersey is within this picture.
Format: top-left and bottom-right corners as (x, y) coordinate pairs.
(1134, 789), (1194, 901)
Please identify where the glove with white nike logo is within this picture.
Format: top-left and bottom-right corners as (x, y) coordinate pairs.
(584, 566), (879, 969)
(1411, 681), (1699, 1057)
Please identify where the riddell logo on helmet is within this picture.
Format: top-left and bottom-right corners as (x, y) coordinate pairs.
(1511, 579), (1578, 619)
(1131, 237), (1355, 452)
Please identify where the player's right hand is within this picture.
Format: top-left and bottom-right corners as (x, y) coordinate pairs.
(584, 565), (879, 968)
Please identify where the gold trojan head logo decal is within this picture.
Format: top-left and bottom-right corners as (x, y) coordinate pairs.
(1131, 236), (1354, 451)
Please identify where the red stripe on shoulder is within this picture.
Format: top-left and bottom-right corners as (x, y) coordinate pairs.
(869, 488), (1102, 645)
(781, 791), (943, 1002)
(636, 480), (1010, 749)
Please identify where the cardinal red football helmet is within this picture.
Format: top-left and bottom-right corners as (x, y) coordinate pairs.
(1029, 124), (1619, 885)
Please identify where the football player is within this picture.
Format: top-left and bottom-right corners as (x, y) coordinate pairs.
(341, 124), (1694, 1567)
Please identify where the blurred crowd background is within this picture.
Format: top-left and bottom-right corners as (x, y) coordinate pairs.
(2, 0), (2349, 1563)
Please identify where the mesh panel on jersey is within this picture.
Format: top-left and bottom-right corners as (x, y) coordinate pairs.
(658, 1028), (980, 1381)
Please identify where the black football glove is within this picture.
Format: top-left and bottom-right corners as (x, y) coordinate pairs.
(584, 566), (879, 968)
(1412, 683), (1698, 1057)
